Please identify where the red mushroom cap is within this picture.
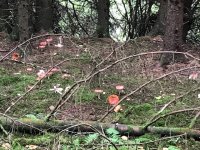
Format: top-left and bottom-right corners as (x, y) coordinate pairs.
(39, 41), (47, 46)
(94, 89), (103, 93)
(116, 85), (124, 90)
(108, 94), (119, 105)
(11, 52), (20, 61)
(38, 45), (46, 49)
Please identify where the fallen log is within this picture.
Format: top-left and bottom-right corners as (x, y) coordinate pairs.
(0, 116), (200, 140)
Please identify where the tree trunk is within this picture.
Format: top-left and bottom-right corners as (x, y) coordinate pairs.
(35, 0), (53, 32)
(96, 0), (110, 38)
(18, 0), (30, 42)
(0, 0), (9, 32)
(148, 0), (167, 36)
(160, 0), (185, 67)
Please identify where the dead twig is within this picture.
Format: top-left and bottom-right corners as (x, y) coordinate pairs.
(145, 107), (200, 128)
(189, 111), (200, 128)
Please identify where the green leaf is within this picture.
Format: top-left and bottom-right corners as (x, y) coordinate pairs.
(24, 114), (38, 120)
(168, 145), (181, 150)
(155, 96), (162, 100)
(134, 137), (151, 144)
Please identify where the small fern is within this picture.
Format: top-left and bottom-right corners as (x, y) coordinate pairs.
(85, 133), (99, 144)
(106, 128), (122, 143)
(106, 128), (119, 135)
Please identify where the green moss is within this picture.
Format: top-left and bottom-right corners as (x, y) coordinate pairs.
(75, 86), (96, 103)
(79, 52), (92, 63)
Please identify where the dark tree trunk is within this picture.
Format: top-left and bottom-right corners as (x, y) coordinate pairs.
(96, 0), (110, 38)
(35, 0), (53, 32)
(0, 0), (9, 32)
(18, 0), (31, 42)
(148, 0), (167, 36)
(160, 0), (185, 67)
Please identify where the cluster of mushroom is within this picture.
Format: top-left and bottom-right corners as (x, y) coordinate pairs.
(36, 67), (60, 80)
(94, 85), (125, 112)
(38, 37), (53, 49)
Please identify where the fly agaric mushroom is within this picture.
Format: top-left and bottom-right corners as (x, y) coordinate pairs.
(38, 45), (46, 49)
(46, 37), (53, 46)
(94, 89), (103, 99)
(39, 41), (47, 46)
(115, 85), (125, 95)
(11, 52), (20, 61)
(108, 94), (119, 105)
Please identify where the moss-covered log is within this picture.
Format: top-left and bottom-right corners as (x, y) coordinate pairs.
(0, 116), (200, 140)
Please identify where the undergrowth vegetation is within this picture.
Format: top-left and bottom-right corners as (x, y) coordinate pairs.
(0, 37), (200, 149)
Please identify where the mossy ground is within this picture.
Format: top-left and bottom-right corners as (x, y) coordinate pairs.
(0, 37), (200, 149)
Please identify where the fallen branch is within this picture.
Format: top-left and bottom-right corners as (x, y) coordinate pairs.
(0, 116), (200, 140)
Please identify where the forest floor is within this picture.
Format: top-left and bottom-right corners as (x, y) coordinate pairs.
(0, 32), (200, 149)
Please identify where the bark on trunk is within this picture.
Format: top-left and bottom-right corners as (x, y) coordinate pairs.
(96, 0), (110, 38)
(148, 0), (167, 36)
(18, 0), (30, 42)
(160, 0), (185, 67)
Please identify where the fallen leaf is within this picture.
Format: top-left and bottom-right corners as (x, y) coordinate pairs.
(64, 85), (71, 93)
(137, 146), (145, 150)
(2, 143), (11, 150)
(189, 72), (198, 80)
(36, 70), (46, 80)
(114, 105), (122, 112)
(55, 43), (64, 48)
(121, 136), (128, 140)
(13, 72), (21, 75)
(26, 67), (33, 71)
(50, 85), (63, 95)
(155, 96), (162, 100)
(25, 145), (38, 150)
(50, 67), (60, 72)
(49, 105), (55, 111)
(62, 73), (71, 79)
